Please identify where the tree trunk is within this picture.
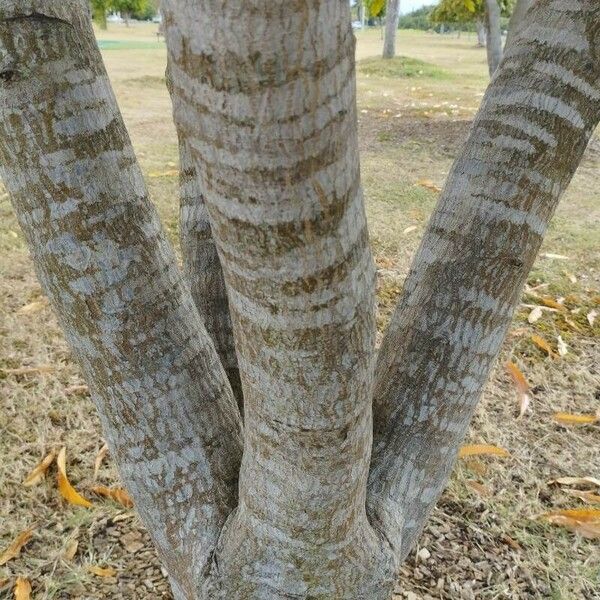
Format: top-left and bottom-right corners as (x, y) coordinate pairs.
(484, 0), (503, 75)
(368, 0), (600, 563)
(93, 6), (108, 30)
(0, 2), (243, 597)
(1, 0), (599, 598)
(476, 16), (486, 47)
(383, 0), (401, 58)
(505, 0), (533, 49)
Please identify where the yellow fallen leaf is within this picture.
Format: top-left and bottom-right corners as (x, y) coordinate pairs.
(14, 577), (31, 600)
(416, 179), (442, 193)
(540, 253), (569, 260)
(2, 365), (55, 376)
(530, 334), (557, 358)
(56, 447), (92, 508)
(23, 450), (56, 487)
(565, 490), (600, 504)
(87, 565), (117, 578)
(91, 485), (134, 508)
(552, 412), (598, 426)
(563, 316), (582, 333)
(548, 476), (600, 488)
(540, 508), (600, 539)
(0, 527), (35, 566)
(465, 480), (491, 496)
(402, 225), (418, 235)
(538, 296), (566, 311)
(17, 298), (48, 315)
(459, 444), (510, 458)
(505, 361), (531, 418)
(93, 444), (109, 480)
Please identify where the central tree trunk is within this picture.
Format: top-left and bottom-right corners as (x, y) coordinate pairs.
(163, 0), (395, 596)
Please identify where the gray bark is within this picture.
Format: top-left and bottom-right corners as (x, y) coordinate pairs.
(383, 0), (400, 59)
(368, 0), (600, 565)
(476, 16), (487, 47)
(1, 0), (599, 598)
(484, 0), (503, 75)
(0, 1), (242, 597)
(505, 0), (534, 49)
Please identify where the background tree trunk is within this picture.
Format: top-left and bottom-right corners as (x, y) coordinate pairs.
(368, 0), (600, 564)
(383, 0), (401, 59)
(476, 16), (487, 47)
(484, 0), (503, 75)
(0, 2), (243, 597)
(505, 0), (533, 49)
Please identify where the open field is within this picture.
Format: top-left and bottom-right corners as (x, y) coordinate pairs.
(1, 23), (599, 599)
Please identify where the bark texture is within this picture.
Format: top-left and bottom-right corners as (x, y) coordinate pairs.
(383, 0), (401, 59)
(368, 0), (600, 565)
(485, 0), (503, 75)
(505, 0), (534, 49)
(476, 16), (487, 47)
(163, 0), (396, 596)
(0, 2), (243, 597)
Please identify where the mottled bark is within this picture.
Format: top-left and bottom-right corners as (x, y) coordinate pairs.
(484, 0), (503, 75)
(163, 0), (396, 596)
(505, 0), (534, 49)
(368, 0), (600, 565)
(175, 130), (243, 407)
(383, 0), (401, 59)
(0, 1), (242, 598)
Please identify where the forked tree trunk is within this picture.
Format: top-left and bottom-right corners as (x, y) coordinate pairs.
(484, 0), (503, 75)
(1, 0), (599, 598)
(383, 0), (401, 58)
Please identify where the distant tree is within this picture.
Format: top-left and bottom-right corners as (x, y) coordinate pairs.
(398, 6), (436, 30)
(505, 0), (533, 48)
(383, 0), (401, 58)
(484, 0), (502, 74)
(366, 0), (386, 19)
(90, 0), (110, 29)
(111, 0), (148, 26)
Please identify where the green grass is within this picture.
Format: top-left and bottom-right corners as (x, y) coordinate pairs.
(357, 55), (449, 79)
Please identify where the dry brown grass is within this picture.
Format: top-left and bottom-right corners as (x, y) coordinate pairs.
(1, 23), (598, 600)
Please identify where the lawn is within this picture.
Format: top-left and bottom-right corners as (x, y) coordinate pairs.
(0, 22), (598, 600)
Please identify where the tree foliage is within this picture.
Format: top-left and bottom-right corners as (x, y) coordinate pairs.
(431, 0), (514, 24)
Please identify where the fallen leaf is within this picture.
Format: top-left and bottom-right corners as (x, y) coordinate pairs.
(23, 450), (56, 487)
(93, 444), (109, 480)
(0, 527), (35, 566)
(64, 384), (89, 396)
(564, 271), (577, 284)
(564, 490), (600, 504)
(539, 508), (600, 539)
(90, 485), (133, 508)
(500, 534), (521, 550)
(464, 459), (488, 476)
(538, 296), (566, 311)
(17, 298), (48, 315)
(557, 335), (568, 357)
(120, 531), (144, 553)
(531, 334), (557, 358)
(56, 447), (92, 508)
(2, 365), (55, 376)
(459, 444), (510, 458)
(552, 412), (598, 426)
(527, 306), (543, 323)
(416, 179), (442, 193)
(505, 361), (531, 418)
(540, 253), (569, 260)
(13, 577), (31, 600)
(563, 316), (582, 333)
(588, 310), (597, 327)
(63, 538), (79, 561)
(548, 476), (600, 488)
(465, 480), (491, 496)
(402, 225), (418, 235)
(88, 565), (117, 578)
